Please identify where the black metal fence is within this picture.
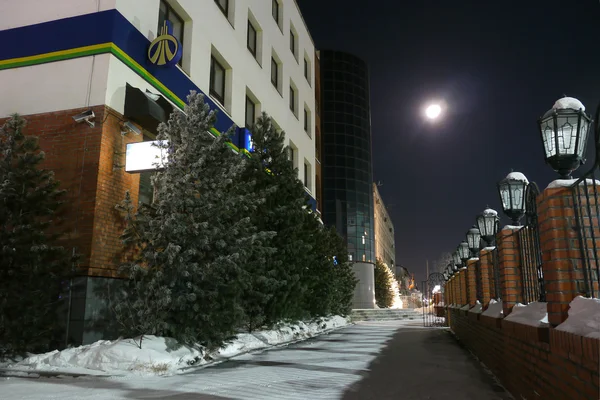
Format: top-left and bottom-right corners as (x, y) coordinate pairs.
(517, 182), (546, 303)
(491, 247), (501, 300)
(571, 168), (600, 298)
(422, 272), (447, 327)
(475, 259), (483, 302)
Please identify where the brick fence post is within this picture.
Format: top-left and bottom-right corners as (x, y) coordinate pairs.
(467, 258), (478, 306)
(459, 268), (467, 305)
(497, 227), (523, 316)
(537, 182), (599, 326)
(479, 248), (494, 308)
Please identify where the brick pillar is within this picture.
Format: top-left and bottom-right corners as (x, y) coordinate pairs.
(459, 268), (468, 305)
(479, 248), (494, 307)
(497, 227), (523, 316)
(467, 259), (478, 306)
(537, 183), (600, 326)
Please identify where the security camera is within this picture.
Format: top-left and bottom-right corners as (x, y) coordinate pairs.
(72, 110), (95, 127)
(121, 121), (142, 136)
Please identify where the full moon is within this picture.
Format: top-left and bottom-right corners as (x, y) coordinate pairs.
(425, 104), (442, 119)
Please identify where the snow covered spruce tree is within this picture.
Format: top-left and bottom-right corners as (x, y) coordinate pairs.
(240, 113), (316, 326)
(114, 93), (274, 349)
(0, 115), (72, 356)
(374, 257), (395, 308)
(303, 225), (357, 317)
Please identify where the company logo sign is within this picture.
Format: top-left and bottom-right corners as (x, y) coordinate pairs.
(148, 20), (182, 67)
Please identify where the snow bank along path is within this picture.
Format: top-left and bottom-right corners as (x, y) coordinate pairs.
(1, 316), (350, 377)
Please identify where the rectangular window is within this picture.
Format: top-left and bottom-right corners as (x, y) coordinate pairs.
(290, 29), (296, 57)
(245, 96), (256, 128)
(210, 56), (226, 105)
(304, 108), (309, 132)
(247, 20), (257, 58)
(271, 57), (278, 88)
(272, 0), (279, 24)
(214, 0), (228, 16)
(304, 58), (308, 80)
(289, 85), (296, 115)
(289, 147), (294, 163)
(304, 162), (309, 188)
(158, 1), (184, 66)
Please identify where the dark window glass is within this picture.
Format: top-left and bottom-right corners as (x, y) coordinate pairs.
(247, 21), (257, 58)
(289, 86), (295, 114)
(158, 1), (184, 66)
(304, 163), (309, 188)
(290, 29), (296, 57)
(271, 57), (278, 88)
(245, 96), (255, 128)
(304, 58), (309, 81)
(304, 108), (308, 132)
(210, 56), (225, 105)
(272, 0), (279, 24)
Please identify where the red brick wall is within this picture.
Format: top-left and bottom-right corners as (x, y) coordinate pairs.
(497, 227), (523, 316)
(0, 107), (141, 277)
(467, 259), (478, 306)
(537, 185), (599, 325)
(479, 248), (494, 307)
(449, 308), (600, 400)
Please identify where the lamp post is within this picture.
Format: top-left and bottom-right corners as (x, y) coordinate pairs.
(497, 172), (528, 225)
(537, 97), (593, 179)
(477, 208), (499, 246)
(466, 226), (481, 258)
(458, 241), (470, 263)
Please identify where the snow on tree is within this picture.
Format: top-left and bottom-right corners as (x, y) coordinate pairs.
(0, 115), (72, 356)
(114, 93), (275, 349)
(433, 252), (453, 274)
(240, 113), (316, 326)
(303, 223), (358, 317)
(374, 257), (399, 308)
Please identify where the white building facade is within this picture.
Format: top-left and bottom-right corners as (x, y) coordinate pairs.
(0, 0), (317, 345)
(0, 0), (316, 196)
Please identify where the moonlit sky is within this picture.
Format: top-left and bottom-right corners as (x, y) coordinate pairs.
(298, 0), (600, 286)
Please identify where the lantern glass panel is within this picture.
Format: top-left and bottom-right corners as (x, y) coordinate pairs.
(458, 242), (470, 259)
(509, 180), (525, 211)
(453, 251), (461, 265)
(485, 216), (496, 237)
(467, 229), (481, 250)
(499, 182), (511, 210)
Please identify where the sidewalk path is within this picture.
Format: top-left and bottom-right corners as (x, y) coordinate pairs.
(1, 320), (513, 399)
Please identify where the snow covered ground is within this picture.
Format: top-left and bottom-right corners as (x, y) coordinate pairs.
(0, 316), (349, 377)
(0, 320), (426, 400)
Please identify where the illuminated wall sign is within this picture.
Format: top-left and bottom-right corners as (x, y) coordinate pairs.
(148, 20), (182, 67)
(239, 127), (254, 153)
(125, 140), (168, 173)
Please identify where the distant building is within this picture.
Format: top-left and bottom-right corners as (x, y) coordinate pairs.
(373, 183), (395, 269)
(320, 50), (375, 308)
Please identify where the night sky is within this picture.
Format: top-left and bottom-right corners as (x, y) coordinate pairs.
(297, 0), (600, 285)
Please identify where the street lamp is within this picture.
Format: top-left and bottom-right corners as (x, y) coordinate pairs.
(458, 241), (470, 262)
(537, 97), (592, 179)
(497, 172), (528, 225)
(466, 226), (481, 258)
(452, 251), (461, 270)
(477, 208), (499, 246)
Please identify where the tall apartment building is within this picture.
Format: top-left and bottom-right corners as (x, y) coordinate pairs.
(373, 183), (395, 269)
(0, 0), (317, 344)
(320, 50), (376, 308)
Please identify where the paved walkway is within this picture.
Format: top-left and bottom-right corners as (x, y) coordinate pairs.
(1, 321), (513, 399)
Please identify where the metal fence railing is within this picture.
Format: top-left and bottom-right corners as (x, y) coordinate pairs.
(517, 182), (546, 304)
(571, 170), (600, 298)
(491, 247), (501, 300)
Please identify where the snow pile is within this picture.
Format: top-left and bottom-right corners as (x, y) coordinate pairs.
(460, 304), (471, 311)
(505, 302), (548, 327)
(10, 336), (204, 376)
(553, 97), (585, 111)
(6, 316), (350, 376)
(482, 299), (504, 318)
(555, 296), (600, 339)
(547, 179), (600, 189)
(469, 301), (482, 314)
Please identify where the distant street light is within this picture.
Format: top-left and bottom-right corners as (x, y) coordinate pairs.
(452, 251), (462, 270)
(458, 241), (470, 262)
(466, 226), (481, 258)
(476, 208), (499, 246)
(537, 97), (592, 179)
(497, 171), (528, 225)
